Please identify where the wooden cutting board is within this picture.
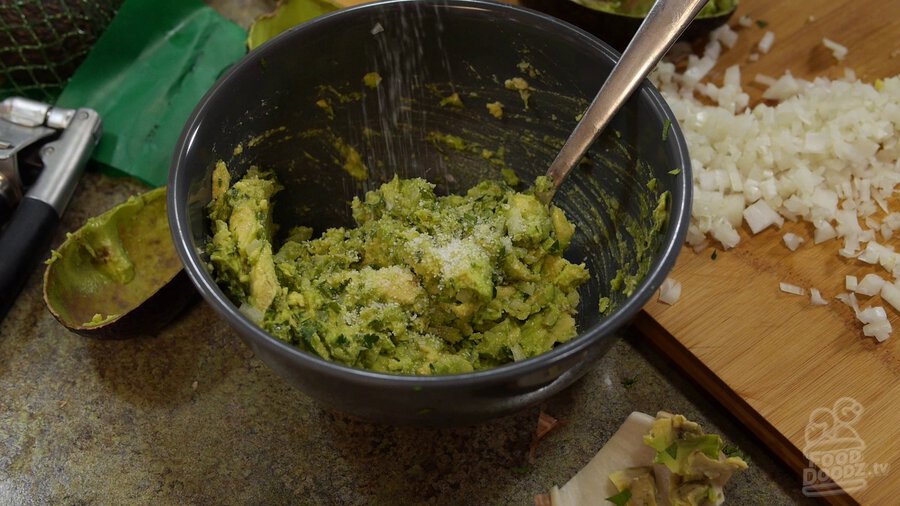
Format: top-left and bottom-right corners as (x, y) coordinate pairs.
(630, 2), (900, 505)
(336, 0), (900, 503)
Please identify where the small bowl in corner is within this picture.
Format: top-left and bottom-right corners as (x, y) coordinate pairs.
(520, 0), (738, 52)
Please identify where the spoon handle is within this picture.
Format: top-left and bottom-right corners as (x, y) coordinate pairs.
(545, 0), (709, 190)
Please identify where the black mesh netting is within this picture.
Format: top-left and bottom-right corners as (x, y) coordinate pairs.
(0, 0), (123, 102)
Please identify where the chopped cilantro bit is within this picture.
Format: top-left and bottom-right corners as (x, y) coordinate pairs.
(299, 321), (317, 339)
(362, 334), (380, 347)
(723, 443), (751, 463)
(662, 119), (672, 141)
(668, 168), (682, 175)
(711, 250), (718, 260)
(756, 19), (769, 28)
(621, 375), (638, 389)
(606, 488), (632, 506)
(665, 442), (679, 459)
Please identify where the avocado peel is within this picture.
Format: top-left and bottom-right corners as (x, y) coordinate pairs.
(247, 0), (340, 51)
(43, 186), (196, 338)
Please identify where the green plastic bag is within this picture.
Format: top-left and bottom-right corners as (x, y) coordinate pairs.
(56, 0), (247, 187)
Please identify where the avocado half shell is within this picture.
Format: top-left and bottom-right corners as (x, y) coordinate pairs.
(519, 0), (738, 53)
(43, 186), (197, 338)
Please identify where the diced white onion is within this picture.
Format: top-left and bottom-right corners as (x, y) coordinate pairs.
(810, 288), (828, 306)
(743, 200), (784, 234)
(779, 282), (805, 296)
(858, 306), (891, 341)
(712, 25), (739, 49)
(864, 242), (900, 273)
(855, 273), (885, 296)
(783, 233), (804, 251)
(813, 221), (838, 244)
(758, 31), (776, 54)
(835, 292), (860, 315)
(846, 275), (858, 291)
(239, 303), (264, 323)
(509, 343), (526, 362)
(879, 282), (900, 315)
(648, 23), (900, 346)
(863, 320), (892, 342)
(753, 74), (778, 87)
(658, 277), (682, 305)
(858, 242), (883, 264)
(822, 38), (848, 61)
(710, 221), (741, 249)
(370, 22), (384, 35)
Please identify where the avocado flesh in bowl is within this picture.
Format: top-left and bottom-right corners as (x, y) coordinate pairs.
(43, 186), (196, 338)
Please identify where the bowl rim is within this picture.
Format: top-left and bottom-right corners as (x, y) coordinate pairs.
(168, 0), (692, 389)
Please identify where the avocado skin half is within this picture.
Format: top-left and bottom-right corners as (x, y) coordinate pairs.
(55, 270), (198, 339)
(43, 186), (198, 339)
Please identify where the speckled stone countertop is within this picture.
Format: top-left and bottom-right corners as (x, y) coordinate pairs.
(0, 1), (822, 504)
(0, 172), (818, 504)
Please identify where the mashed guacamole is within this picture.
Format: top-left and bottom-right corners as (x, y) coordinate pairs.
(207, 164), (589, 375)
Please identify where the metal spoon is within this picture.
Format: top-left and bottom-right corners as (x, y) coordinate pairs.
(545, 0), (709, 193)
